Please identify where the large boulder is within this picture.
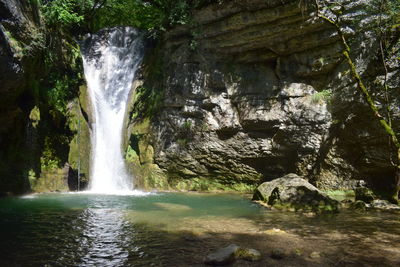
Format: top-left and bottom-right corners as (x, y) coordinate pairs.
(253, 173), (339, 212)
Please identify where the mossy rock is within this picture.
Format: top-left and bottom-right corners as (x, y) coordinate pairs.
(349, 200), (367, 211)
(31, 166), (69, 192)
(354, 187), (376, 203)
(67, 99), (91, 179)
(253, 173), (339, 212)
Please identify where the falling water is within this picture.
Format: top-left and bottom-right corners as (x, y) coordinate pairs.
(80, 27), (144, 193)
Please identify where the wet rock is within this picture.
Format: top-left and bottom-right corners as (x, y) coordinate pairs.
(349, 200), (367, 211)
(183, 231), (211, 242)
(369, 200), (400, 211)
(355, 187), (376, 203)
(253, 173), (339, 212)
(236, 248), (261, 262)
(204, 244), (239, 265)
(309, 251), (321, 259)
(270, 248), (286, 259)
(204, 244), (262, 265)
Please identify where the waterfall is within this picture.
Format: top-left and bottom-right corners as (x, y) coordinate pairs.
(80, 27), (144, 193)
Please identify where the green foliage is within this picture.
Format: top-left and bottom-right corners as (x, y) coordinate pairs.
(41, 0), (226, 34)
(42, 71), (81, 114)
(42, 0), (84, 29)
(177, 120), (195, 143)
(2, 28), (45, 58)
(88, 0), (196, 34)
(311, 89), (332, 104)
(28, 169), (37, 187)
(24, 28), (46, 55)
(182, 120), (193, 130)
(389, 0), (400, 17)
(40, 137), (62, 171)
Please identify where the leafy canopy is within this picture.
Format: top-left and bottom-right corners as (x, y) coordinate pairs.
(41, 0), (222, 34)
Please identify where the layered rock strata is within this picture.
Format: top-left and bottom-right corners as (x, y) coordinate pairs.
(129, 0), (400, 192)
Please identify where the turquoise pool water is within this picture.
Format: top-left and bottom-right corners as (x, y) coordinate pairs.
(0, 192), (399, 266)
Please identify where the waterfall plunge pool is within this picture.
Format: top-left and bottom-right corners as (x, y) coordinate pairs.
(0, 192), (399, 266)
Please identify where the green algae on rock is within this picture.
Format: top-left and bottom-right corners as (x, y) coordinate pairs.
(253, 173), (339, 212)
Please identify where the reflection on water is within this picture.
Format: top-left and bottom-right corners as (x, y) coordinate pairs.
(78, 209), (130, 266)
(0, 193), (399, 266)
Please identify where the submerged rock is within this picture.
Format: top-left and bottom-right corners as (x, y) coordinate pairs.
(270, 248), (286, 259)
(204, 244), (261, 265)
(253, 173), (339, 212)
(309, 251), (321, 259)
(204, 244), (239, 265)
(349, 200), (367, 211)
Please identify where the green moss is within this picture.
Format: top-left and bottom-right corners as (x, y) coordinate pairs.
(67, 98), (91, 182)
(125, 145), (138, 162)
(28, 169), (37, 187)
(324, 189), (355, 201)
(126, 148), (170, 190)
(29, 106), (41, 128)
(3, 29), (24, 58)
(32, 168), (69, 192)
(132, 118), (151, 135)
(130, 43), (165, 122)
(271, 201), (338, 213)
(169, 177), (255, 193)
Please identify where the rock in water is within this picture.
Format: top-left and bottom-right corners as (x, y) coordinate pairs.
(236, 248), (262, 261)
(204, 244), (239, 265)
(354, 187), (376, 203)
(369, 200), (400, 211)
(204, 245), (262, 265)
(270, 248), (286, 259)
(253, 173), (339, 212)
(349, 200), (367, 211)
(309, 251), (321, 259)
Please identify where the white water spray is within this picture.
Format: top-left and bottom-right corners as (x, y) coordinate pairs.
(81, 27), (144, 194)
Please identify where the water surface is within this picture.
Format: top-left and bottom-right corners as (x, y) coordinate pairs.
(0, 192), (399, 266)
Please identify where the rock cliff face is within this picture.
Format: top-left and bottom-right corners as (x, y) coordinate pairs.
(0, 0), (44, 194)
(129, 0), (400, 192)
(0, 0), (87, 195)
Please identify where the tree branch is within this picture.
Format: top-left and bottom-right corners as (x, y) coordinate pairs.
(315, 0), (400, 167)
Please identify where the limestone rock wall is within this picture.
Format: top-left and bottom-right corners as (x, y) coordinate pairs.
(130, 0), (400, 191)
(0, 0), (87, 195)
(0, 0), (44, 194)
